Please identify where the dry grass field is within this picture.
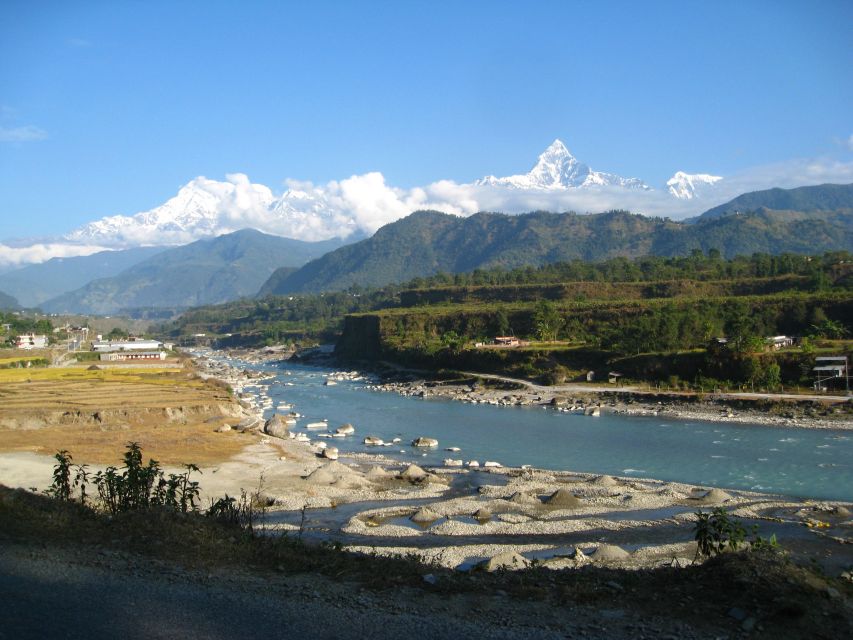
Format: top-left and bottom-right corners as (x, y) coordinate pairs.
(0, 364), (251, 466)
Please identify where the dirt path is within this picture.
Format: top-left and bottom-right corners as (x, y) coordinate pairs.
(0, 537), (748, 640)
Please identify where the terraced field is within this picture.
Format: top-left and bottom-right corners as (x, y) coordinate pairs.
(0, 364), (250, 465)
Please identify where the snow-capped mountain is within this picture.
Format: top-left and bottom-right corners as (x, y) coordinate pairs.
(666, 171), (723, 200)
(27, 138), (731, 267)
(476, 139), (650, 191)
(63, 175), (359, 248)
(65, 176), (273, 247)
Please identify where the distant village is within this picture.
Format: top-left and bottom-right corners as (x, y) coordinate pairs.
(7, 323), (173, 362)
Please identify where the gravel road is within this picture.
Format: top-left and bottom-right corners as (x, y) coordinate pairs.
(0, 540), (716, 640)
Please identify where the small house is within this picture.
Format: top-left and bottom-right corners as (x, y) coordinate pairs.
(15, 333), (47, 349)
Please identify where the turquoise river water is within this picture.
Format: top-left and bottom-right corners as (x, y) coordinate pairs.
(238, 360), (852, 502)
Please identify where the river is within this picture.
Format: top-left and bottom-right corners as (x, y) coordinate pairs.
(233, 358), (852, 502)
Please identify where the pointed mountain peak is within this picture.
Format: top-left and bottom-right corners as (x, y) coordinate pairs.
(477, 138), (649, 191)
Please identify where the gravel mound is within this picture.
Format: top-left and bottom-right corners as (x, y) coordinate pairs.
(479, 551), (531, 572)
(590, 544), (631, 562)
(544, 489), (582, 508)
(399, 464), (428, 481)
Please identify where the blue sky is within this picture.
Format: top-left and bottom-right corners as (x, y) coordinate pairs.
(1, 0), (851, 241)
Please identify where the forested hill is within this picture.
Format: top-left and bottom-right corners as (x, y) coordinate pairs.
(695, 183), (853, 221)
(261, 206), (853, 294)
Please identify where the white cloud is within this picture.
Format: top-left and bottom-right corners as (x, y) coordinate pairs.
(7, 153), (853, 267)
(847, 134), (853, 152)
(0, 243), (111, 268)
(0, 125), (48, 143)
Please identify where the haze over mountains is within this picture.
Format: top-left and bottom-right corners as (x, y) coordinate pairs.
(39, 231), (346, 315)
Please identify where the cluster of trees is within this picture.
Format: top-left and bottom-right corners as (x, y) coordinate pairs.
(0, 312), (53, 346)
(404, 251), (852, 290)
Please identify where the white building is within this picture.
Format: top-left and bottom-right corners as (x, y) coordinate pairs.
(15, 333), (48, 349)
(92, 339), (163, 352)
(99, 351), (167, 362)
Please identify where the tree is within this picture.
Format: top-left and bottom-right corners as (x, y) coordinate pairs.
(533, 301), (563, 342)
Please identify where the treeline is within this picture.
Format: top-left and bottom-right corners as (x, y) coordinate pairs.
(402, 251), (853, 290)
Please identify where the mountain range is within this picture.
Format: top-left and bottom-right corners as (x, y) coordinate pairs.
(40, 230), (347, 315)
(11, 140), (724, 265)
(4, 181), (851, 316)
(260, 183), (853, 295)
(1, 246), (166, 308)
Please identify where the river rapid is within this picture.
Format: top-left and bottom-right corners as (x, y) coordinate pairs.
(225, 356), (853, 502)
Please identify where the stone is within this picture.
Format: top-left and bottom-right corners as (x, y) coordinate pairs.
(412, 437), (439, 448)
(263, 414), (290, 439)
(215, 424), (232, 433)
(443, 458), (463, 467)
(336, 423), (355, 435)
(322, 446), (339, 460)
(363, 436), (384, 446)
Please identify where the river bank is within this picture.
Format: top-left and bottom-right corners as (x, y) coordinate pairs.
(177, 347), (853, 578)
(4, 346), (849, 578)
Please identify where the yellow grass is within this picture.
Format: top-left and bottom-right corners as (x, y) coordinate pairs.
(0, 363), (248, 466)
(0, 366), (189, 385)
(0, 423), (252, 466)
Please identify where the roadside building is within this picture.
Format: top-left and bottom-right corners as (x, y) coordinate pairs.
(99, 351), (167, 362)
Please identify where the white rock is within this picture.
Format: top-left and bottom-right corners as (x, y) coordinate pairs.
(467, 460), (480, 468)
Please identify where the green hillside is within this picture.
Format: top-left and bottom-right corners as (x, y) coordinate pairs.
(262, 206), (853, 295)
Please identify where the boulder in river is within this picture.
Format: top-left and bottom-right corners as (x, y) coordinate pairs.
(336, 423), (355, 435)
(443, 459), (463, 467)
(412, 437), (439, 448)
(363, 436), (385, 446)
(322, 446), (339, 460)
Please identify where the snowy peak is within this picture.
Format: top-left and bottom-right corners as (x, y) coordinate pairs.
(476, 139), (650, 191)
(666, 171), (723, 199)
